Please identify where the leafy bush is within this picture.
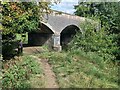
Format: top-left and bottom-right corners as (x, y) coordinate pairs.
(69, 21), (118, 61)
(2, 56), (42, 88)
(2, 40), (18, 60)
(74, 2), (120, 60)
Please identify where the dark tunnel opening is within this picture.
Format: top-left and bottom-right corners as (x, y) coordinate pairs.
(28, 23), (54, 46)
(60, 25), (80, 50)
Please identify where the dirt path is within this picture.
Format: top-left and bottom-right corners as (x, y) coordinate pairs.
(31, 55), (59, 88)
(23, 46), (44, 54)
(41, 59), (59, 88)
(23, 47), (59, 88)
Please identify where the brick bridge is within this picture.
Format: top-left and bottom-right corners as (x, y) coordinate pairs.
(28, 10), (98, 51)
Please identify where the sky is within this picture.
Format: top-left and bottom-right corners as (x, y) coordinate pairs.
(50, 0), (79, 14)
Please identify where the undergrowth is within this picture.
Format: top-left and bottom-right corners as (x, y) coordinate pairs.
(38, 50), (119, 88)
(2, 55), (44, 89)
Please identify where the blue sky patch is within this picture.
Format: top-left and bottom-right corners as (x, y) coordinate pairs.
(50, 0), (79, 14)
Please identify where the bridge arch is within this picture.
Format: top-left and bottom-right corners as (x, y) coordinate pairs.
(28, 22), (54, 46)
(60, 24), (82, 49)
(41, 21), (56, 34)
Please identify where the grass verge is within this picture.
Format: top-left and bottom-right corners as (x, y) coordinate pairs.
(38, 50), (119, 88)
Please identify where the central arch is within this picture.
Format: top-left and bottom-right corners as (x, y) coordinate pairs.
(60, 25), (80, 50)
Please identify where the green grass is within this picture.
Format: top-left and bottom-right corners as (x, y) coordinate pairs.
(2, 55), (45, 88)
(38, 50), (119, 88)
(2, 45), (118, 88)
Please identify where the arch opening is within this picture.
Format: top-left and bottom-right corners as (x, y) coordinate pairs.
(28, 23), (54, 46)
(60, 25), (80, 50)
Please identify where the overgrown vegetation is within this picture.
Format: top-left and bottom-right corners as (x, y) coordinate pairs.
(38, 51), (119, 88)
(69, 21), (118, 62)
(2, 40), (18, 60)
(15, 33), (28, 44)
(2, 55), (44, 88)
(74, 2), (120, 60)
(1, 2), (39, 59)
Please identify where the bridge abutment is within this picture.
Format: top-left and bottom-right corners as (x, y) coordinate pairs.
(52, 34), (62, 51)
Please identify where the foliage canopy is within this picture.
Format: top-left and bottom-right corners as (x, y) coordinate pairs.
(73, 2), (120, 60)
(2, 2), (51, 35)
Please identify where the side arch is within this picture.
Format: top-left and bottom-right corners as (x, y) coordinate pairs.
(60, 23), (83, 34)
(60, 24), (82, 49)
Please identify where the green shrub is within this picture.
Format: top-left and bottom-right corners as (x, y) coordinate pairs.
(2, 56), (42, 88)
(2, 40), (18, 60)
(69, 21), (118, 61)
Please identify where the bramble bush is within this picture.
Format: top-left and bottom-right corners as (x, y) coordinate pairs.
(69, 21), (118, 61)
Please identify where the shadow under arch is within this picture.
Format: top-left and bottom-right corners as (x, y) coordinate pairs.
(40, 21), (55, 34)
(28, 23), (54, 46)
(60, 25), (81, 50)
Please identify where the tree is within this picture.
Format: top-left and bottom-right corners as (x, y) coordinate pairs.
(69, 21), (118, 61)
(1, 1), (60, 59)
(74, 2), (120, 33)
(2, 2), (47, 35)
(74, 2), (120, 60)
